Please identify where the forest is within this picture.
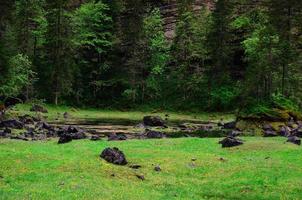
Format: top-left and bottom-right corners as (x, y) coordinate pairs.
(0, 0), (301, 112)
(1, 1), (302, 200)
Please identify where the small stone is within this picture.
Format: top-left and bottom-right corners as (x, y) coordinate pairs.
(129, 164), (142, 169)
(136, 174), (145, 181)
(154, 166), (161, 172)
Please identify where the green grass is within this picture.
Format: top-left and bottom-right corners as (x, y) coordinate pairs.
(10, 104), (234, 124)
(0, 137), (302, 200)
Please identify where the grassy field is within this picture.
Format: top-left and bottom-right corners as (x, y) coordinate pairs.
(0, 137), (302, 200)
(10, 104), (235, 124)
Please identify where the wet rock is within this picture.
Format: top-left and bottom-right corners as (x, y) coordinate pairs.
(223, 121), (237, 129)
(219, 136), (243, 148)
(0, 119), (24, 129)
(90, 135), (101, 141)
(154, 166), (161, 172)
(100, 147), (127, 165)
(263, 130), (278, 137)
(30, 104), (48, 113)
(108, 133), (127, 141)
(287, 136), (301, 146)
(145, 130), (165, 139)
(143, 116), (165, 127)
(58, 134), (73, 144)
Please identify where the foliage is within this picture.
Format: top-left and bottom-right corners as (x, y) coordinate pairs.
(143, 8), (169, 99)
(0, 54), (35, 97)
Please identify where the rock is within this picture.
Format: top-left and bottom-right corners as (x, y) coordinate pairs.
(223, 121), (236, 129)
(219, 136), (243, 148)
(18, 115), (35, 124)
(143, 116), (165, 127)
(71, 131), (87, 140)
(279, 126), (291, 137)
(58, 134), (73, 144)
(154, 166), (161, 172)
(30, 104), (48, 113)
(108, 133), (127, 141)
(135, 175), (145, 181)
(263, 124), (273, 131)
(145, 130), (165, 139)
(0, 119), (24, 129)
(228, 130), (242, 137)
(90, 135), (101, 141)
(0, 130), (7, 137)
(287, 136), (301, 146)
(100, 147), (127, 165)
(263, 130), (278, 137)
(67, 125), (83, 133)
(36, 121), (53, 131)
(10, 135), (29, 141)
(129, 164), (142, 169)
(63, 112), (70, 119)
(32, 134), (47, 141)
(134, 123), (146, 129)
(291, 127), (302, 137)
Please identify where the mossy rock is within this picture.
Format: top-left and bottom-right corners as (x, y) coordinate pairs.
(270, 122), (285, 131)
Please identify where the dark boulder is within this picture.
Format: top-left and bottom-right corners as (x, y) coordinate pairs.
(100, 147), (127, 165)
(223, 121), (237, 129)
(0, 119), (24, 129)
(287, 136), (301, 146)
(30, 104), (48, 113)
(145, 130), (165, 139)
(279, 126), (291, 137)
(143, 116), (165, 127)
(263, 130), (278, 137)
(219, 136), (243, 148)
(90, 135), (101, 141)
(291, 127), (302, 137)
(71, 131), (87, 140)
(108, 133), (127, 141)
(58, 134), (73, 144)
(67, 125), (83, 133)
